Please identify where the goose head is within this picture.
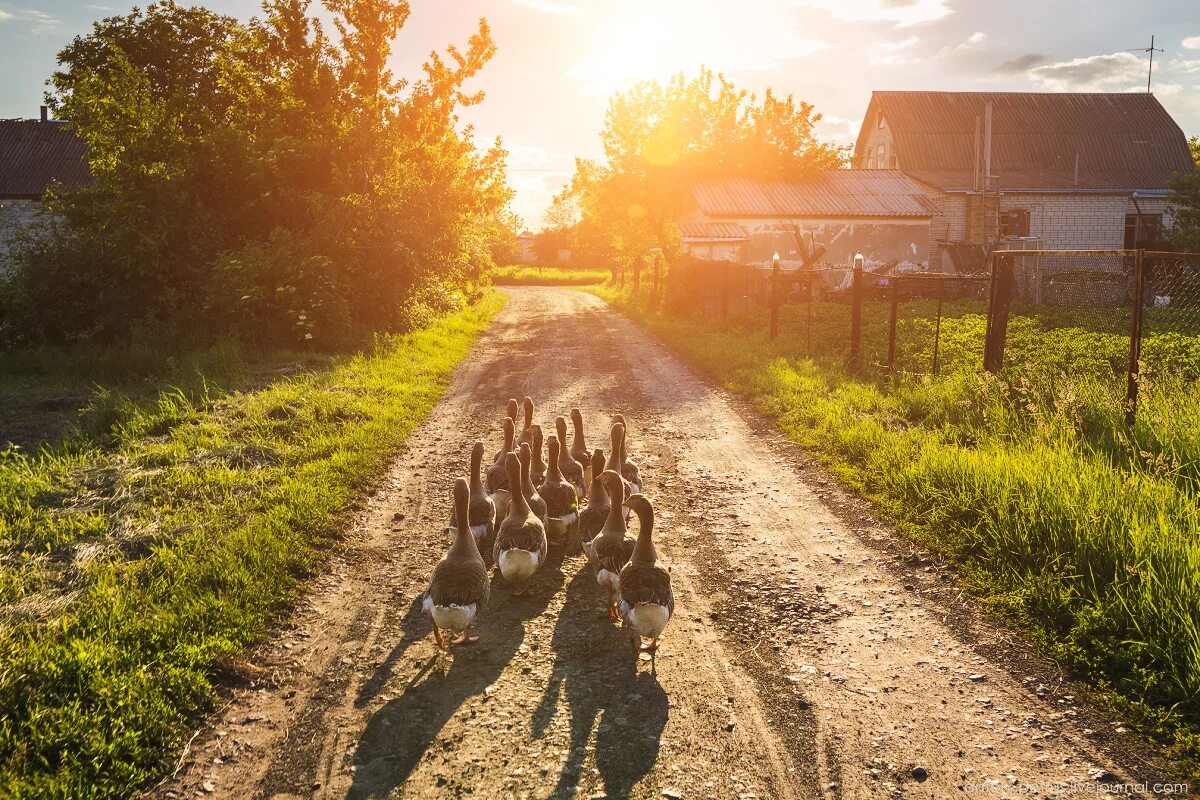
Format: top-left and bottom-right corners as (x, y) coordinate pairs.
(546, 434), (564, 482)
(519, 442), (537, 496)
(599, 469), (626, 534)
(531, 424), (546, 472)
(504, 452), (528, 516)
(469, 441), (486, 494)
(522, 396), (534, 433)
(589, 449), (607, 501)
(623, 493), (657, 566)
(606, 423), (625, 472)
(506, 398), (519, 425)
(449, 477), (482, 561)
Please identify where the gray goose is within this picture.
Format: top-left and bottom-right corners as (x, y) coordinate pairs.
(516, 396), (536, 450)
(493, 451), (547, 596)
(612, 414), (643, 493)
(540, 433), (580, 541)
(449, 441), (496, 553)
(493, 398), (520, 463)
(619, 494), (674, 663)
(530, 424), (547, 487)
(579, 449), (609, 563)
(486, 417), (516, 520)
(424, 478), (491, 646)
(555, 415), (587, 499)
(605, 423), (634, 521)
(592, 469), (637, 620)
(518, 442), (548, 528)
(569, 409), (592, 496)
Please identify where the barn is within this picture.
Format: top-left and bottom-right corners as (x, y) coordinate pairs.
(0, 110), (91, 260)
(853, 91), (1195, 272)
(677, 170), (938, 273)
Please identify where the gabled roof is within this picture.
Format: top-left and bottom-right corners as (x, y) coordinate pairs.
(856, 91), (1194, 193)
(0, 119), (92, 198)
(692, 170), (937, 219)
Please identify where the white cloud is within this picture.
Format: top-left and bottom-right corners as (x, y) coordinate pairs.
(512, 0), (580, 14)
(1029, 51), (1146, 91)
(936, 31), (985, 58)
(0, 9), (13, 22)
(813, 114), (863, 144)
(869, 36), (919, 65)
(793, 0), (952, 27)
(1182, 36), (1200, 50)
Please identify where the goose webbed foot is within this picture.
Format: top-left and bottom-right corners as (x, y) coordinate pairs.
(608, 605), (620, 621)
(433, 624), (445, 649)
(511, 578), (534, 597)
(451, 628), (479, 645)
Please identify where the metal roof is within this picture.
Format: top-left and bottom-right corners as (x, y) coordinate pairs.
(679, 221), (748, 240)
(856, 91), (1194, 192)
(692, 171), (937, 218)
(0, 120), (91, 198)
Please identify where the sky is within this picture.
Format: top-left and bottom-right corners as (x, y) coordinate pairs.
(3, 1), (1200, 229)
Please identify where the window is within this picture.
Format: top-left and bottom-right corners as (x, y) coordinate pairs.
(877, 114), (886, 129)
(1124, 213), (1163, 249)
(876, 144), (886, 168)
(1000, 209), (1030, 238)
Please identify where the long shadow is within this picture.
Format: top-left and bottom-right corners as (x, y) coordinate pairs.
(354, 594), (429, 709)
(347, 543), (568, 799)
(532, 558), (670, 800)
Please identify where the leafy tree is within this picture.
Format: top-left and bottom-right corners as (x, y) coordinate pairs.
(556, 68), (844, 267)
(0, 0), (513, 346)
(1168, 135), (1200, 252)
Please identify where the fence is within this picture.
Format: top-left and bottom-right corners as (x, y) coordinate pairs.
(985, 249), (1200, 423)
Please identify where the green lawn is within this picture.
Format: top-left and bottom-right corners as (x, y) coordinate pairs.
(594, 284), (1200, 774)
(0, 292), (504, 798)
(488, 264), (610, 286)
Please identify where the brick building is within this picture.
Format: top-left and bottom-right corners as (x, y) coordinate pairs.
(853, 91), (1195, 272)
(0, 110), (91, 261)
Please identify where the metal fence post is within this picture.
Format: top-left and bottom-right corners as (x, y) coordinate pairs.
(1125, 249), (1147, 426)
(769, 253), (781, 340)
(932, 295), (944, 376)
(984, 253), (1013, 373)
(849, 253), (864, 373)
(886, 282), (899, 372)
(721, 262), (730, 320)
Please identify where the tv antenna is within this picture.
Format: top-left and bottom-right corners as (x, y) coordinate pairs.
(1128, 35), (1164, 93)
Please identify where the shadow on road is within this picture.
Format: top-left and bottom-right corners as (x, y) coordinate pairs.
(347, 543), (568, 799)
(532, 558), (670, 800)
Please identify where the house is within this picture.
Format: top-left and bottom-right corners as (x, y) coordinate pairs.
(0, 109), (91, 259)
(678, 170), (939, 272)
(516, 229), (536, 264)
(853, 91), (1195, 271)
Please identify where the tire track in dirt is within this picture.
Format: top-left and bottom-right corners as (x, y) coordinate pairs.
(153, 287), (1145, 800)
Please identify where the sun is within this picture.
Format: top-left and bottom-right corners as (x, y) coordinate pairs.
(568, 0), (827, 96)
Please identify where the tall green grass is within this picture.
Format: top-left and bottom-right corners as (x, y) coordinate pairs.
(488, 264), (610, 286)
(0, 293), (503, 798)
(593, 285), (1200, 769)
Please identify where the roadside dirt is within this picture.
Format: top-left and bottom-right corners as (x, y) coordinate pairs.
(152, 287), (1157, 800)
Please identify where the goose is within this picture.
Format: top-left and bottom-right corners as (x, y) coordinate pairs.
(592, 470), (637, 620)
(570, 408), (592, 492)
(530, 424), (547, 487)
(518, 442), (548, 528)
(555, 416), (587, 499)
(606, 423), (634, 521)
(424, 478), (491, 646)
(540, 433), (580, 542)
(579, 449), (609, 562)
(493, 398), (520, 463)
(612, 414), (643, 493)
(493, 452), (547, 596)
(448, 441), (496, 553)
(486, 417), (516, 520)
(619, 494), (674, 664)
(516, 396), (536, 449)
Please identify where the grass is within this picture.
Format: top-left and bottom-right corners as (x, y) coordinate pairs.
(0, 291), (504, 798)
(593, 283), (1200, 774)
(488, 264), (610, 286)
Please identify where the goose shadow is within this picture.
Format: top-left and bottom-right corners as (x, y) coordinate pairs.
(347, 541), (568, 799)
(532, 560), (670, 800)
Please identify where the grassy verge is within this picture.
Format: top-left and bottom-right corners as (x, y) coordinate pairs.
(593, 285), (1200, 775)
(488, 264), (609, 286)
(0, 292), (503, 798)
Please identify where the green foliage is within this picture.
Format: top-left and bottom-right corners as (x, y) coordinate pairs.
(597, 283), (1200, 771)
(1168, 135), (1200, 252)
(488, 265), (609, 286)
(0, 292), (503, 797)
(0, 0), (512, 346)
(549, 68), (845, 267)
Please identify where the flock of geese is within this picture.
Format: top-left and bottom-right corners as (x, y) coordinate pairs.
(423, 397), (674, 664)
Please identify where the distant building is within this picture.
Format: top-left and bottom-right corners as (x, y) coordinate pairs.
(516, 229), (535, 264)
(853, 91), (1195, 271)
(678, 170), (938, 272)
(0, 109), (91, 259)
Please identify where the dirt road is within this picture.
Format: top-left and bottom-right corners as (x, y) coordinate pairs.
(156, 287), (1146, 800)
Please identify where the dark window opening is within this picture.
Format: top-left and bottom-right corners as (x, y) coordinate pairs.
(1124, 213), (1163, 249)
(1000, 209), (1030, 238)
